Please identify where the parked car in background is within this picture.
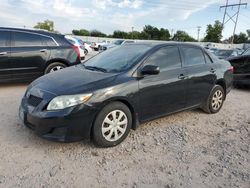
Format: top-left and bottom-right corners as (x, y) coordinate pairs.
(100, 39), (135, 51)
(91, 40), (110, 51)
(228, 49), (250, 86)
(0, 27), (81, 82)
(213, 49), (239, 59)
(207, 48), (218, 54)
(81, 41), (92, 55)
(19, 42), (233, 147)
(65, 35), (85, 62)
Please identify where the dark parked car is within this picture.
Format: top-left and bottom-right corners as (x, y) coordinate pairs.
(228, 48), (250, 86)
(0, 27), (81, 82)
(100, 39), (135, 51)
(213, 49), (238, 59)
(19, 42), (233, 147)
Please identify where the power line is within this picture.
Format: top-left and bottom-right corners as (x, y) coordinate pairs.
(141, 1), (219, 12)
(220, 0), (248, 43)
(197, 26), (201, 41)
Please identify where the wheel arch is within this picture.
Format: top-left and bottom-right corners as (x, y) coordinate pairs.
(44, 58), (70, 71)
(90, 97), (138, 140)
(215, 79), (226, 94)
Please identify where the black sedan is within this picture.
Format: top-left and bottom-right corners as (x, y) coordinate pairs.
(228, 48), (250, 86)
(19, 42), (233, 147)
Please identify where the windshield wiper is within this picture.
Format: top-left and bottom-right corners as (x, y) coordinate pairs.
(83, 65), (108, 73)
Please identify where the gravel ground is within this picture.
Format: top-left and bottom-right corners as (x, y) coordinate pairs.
(0, 78), (249, 187)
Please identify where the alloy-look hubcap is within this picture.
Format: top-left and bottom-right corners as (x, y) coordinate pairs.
(101, 110), (128, 142)
(50, 66), (64, 73)
(212, 90), (223, 110)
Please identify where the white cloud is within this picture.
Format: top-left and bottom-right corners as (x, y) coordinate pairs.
(118, 0), (143, 9)
(92, 0), (143, 10)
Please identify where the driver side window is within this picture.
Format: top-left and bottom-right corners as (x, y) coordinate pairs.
(145, 46), (182, 71)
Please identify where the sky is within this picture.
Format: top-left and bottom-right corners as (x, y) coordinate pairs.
(0, 0), (250, 40)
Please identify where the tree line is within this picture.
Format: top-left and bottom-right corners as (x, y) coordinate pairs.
(34, 20), (250, 44)
(72, 25), (197, 42)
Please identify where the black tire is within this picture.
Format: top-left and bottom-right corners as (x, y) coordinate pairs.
(44, 62), (67, 74)
(84, 49), (88, 55)
(92, 102), (132, 147)
(202, 85), (225, 114)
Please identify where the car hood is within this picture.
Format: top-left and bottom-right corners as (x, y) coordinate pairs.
(31, 66), (118, 96)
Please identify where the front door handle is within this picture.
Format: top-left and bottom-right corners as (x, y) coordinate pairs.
(0, 52), (7, 56)
(178, 74), (188, 80)
(210, 68), (216, 73)
(39, 49), (47, 53)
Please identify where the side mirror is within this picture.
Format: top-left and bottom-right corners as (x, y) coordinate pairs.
(141, 65), (160, 75)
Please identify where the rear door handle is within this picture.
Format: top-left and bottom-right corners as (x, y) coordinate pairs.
(210, 68), (216, 73)
(0, 52), (7, 56)
(178, 74), (188, 80)
(39, 49), (47, 53)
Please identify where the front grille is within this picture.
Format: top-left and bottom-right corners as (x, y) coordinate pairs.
(28, 95), (43, 107)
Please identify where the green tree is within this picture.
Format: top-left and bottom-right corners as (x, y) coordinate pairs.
(203, 20), (223, 43)
(228, 32), (248, 44)
(129, 31), (141, 39)
(90, 30), (106, 37)
(139, 31), (150, 40)
(113, 30), (129, 39)
(34, 20), (54, 31)
(159, 28), (171, 41)
(172, 30), (196, 42)
(72, 29), (90, 36)
(246, 29), (250, 42)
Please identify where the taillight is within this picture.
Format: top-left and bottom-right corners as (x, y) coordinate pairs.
(72, 45), (80, 60)
(229, 66), (234, 73)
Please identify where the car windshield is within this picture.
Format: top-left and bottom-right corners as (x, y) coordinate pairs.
(82, 45), (151, 73)
(215, 50), (233, 57)
(77, 39), (84, 45)
(113, 40), (124, 45)
(242, 48), (250, 55)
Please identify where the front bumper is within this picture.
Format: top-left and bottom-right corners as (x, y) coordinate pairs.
(19, 91), (98, 142)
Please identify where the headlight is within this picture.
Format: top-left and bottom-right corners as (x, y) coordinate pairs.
(47, 93), (92, 111)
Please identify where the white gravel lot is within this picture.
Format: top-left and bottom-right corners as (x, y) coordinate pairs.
(0, 56), (249, 187)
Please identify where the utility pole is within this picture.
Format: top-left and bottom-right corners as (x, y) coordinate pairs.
(171, 29), (174, 38)
(197, 26), (201, 41)
(220, 0), (247, 44)
(131, 27), (134, 39)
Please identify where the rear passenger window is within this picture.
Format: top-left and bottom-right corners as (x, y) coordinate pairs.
(13, 32), (42, 47)
(146, 46), (182, 71)
(182, 47), (206, 66)
(0, 31), (10, 47)
(42, 36), (57, 46)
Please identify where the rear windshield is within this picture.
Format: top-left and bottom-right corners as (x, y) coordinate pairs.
(82, 45), (151, 73)
(215, 50), (233, 57)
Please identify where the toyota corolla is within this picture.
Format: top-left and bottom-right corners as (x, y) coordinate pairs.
(19, 42), (233, 147)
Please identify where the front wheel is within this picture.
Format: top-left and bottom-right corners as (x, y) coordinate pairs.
(92, 102), (132, 147)
(202, 85), (225, 114)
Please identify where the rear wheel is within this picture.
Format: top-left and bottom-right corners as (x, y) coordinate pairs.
(44, 62), (66, 74)
(84, 49), (88, 55)
(202, 85), (225, 114)
(92, 102), (132, 147)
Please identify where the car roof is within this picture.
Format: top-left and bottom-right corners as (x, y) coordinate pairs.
(0, 27), (71, 46)
(0, 27), (64, 37)
(125, 41), (202, 48)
